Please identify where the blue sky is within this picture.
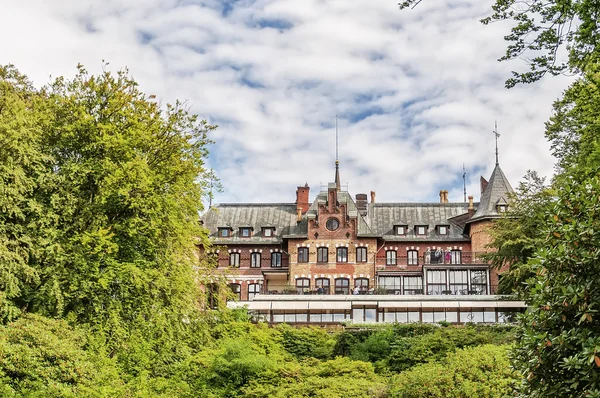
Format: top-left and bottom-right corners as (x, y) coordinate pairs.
(1, 0), (573, 205)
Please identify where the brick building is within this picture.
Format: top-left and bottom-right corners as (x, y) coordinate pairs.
(200, 160), (522, 324)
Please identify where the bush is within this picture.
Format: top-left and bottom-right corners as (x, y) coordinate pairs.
(389, 344), (517, 397)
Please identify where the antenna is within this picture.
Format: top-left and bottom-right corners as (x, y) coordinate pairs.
(493, 120), (500, 165)
(462, 164), (466, 203)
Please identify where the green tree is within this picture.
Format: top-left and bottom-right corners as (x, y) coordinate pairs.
(399, 0), (600, 87)
(512, 173), (600, 397)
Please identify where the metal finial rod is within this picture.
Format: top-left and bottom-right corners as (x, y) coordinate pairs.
(493, 120), (500, 165)
(463, 164), (466, 203)
(335, 115), (339, 162)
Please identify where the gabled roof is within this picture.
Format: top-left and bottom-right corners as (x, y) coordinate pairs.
(468, 164), (514, 222)
(305, 190), (375, 236)
(367, 202), (470, 241)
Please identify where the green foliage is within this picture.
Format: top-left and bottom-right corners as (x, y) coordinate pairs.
(277, 324), (336, 360)
(0, 314), (124, 397)
(484, 170), (554, 296)
(512, 173), (600, 397)
(547, 64), (600, 179)
(389, 344), (518, 398)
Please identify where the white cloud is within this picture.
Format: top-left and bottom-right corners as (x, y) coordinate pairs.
(0, 0), (573, 206)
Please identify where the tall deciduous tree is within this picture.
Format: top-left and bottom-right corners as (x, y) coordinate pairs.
(0, 64), (217, 346)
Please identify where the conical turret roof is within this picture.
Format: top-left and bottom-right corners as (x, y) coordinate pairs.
(469, 164), (514, 221)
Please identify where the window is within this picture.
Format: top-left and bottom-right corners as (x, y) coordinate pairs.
(315, 278), (330, 294)
(207, 283), (219, 309)
(407, 250), (418, 265)
(428, 249), (444, 264)
(218, 228), (230, 238)
(356, 247), (367, 262)
(404, 276), (423, 295)
(336, 247), (348, 262)
(317, 247), (328, 263)
(497, 205), (507, 213)
(449, 270), (468, 294)
(263, 228), (273, 237)
(354, 278), (369, 293)
(326, 218), (340, 231)
(271, 252), (282, 268)
(250, 252), (261, 268)
(416, 226), (426, 235)
(470, 270), (488, 294)
(229, 252), (240, 267)
(378, 276), (402, 294)
(229, 283), (241, 300)
(296, 278), (310, 294)
(426, 270), (447, 295)
(438, 225), (448, 235)
(386, 250), (397, 265)
(451, 250), (461, 264)
(239, 228), (251, 237)
(248, 283), (260, 300)
(396, 225), (406, 235)
(297, 247), (309, 263)
(335, 278), (350, 294)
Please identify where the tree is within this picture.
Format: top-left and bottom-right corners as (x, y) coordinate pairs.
(399, 0), (600, 87)
(512, 172), (600, 397)
(484, 170), (554, 296)
(0, 64), (217, 356)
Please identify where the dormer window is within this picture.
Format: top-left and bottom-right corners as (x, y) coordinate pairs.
(395, 225), (406, 235)
(497, 205), (507, 213)
(263, 228), (274, 237)
(416, 226), (427, 236)
(438, 225), (448, 235)
(239, 227), (252, 237)
(218, 228), (231, 238)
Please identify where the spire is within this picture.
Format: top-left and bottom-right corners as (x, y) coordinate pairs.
(334, 115), (340, 191)
(469, 163), (514, 221)
(493, 120), (500, 165)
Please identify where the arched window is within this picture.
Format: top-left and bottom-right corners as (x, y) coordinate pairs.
(271, 252), (282, 267)
(386, 250), (397, 265)
(336, 247), (348, 262)
(315, 278), (330, 294)
(250, 252), (261, 268)
(354, 278), (369, 294)
(317, 247), (328, 263)
(229, 253), (240, 267)
(248, 283), (260, 300)
(229, 283), (241, 300)
(335, 278), (350, 294)
(296, 278), (310, 294)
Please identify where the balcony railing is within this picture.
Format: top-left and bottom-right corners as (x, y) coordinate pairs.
(264, 285), (499, 296)
(377, 251), (488, 266)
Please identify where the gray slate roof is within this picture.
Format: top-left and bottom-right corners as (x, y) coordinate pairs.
(201, 203), (307, 244)
(367, 202), (471, 241)
(201, 190), (475, 242)
(469, 164), (514, 222)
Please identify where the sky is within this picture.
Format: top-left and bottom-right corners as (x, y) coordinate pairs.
(0, 0), (573, 205)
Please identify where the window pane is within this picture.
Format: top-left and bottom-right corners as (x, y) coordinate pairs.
(451, 250), (461, 264)
(365, 309), (376, 322)
(298, 248), (308, 263)
(352, 308), (364, 321)
(408, 311), (420, 322)
(337, 247), (348, 262)
(422, 312), (434, 323)
(356, 247), (367, 262)
(271, 252), (282, 267)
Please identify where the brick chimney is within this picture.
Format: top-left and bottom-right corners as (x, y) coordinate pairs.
(439, 190), (449, 203)
(480, 176), (488, 196)
(370, 191), (376, 203)
(468, 195), (475, 217)
(296, 184), (310, 214)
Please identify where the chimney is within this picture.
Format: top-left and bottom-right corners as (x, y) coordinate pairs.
(468, 195), (474, 217)
(480, 176), (488, 196)
(439, 190), (444, 203)
(296, 184), (310, 214)
(370, 191), (376, 203)
(444, 190), (449, 203)
(355, 193), (368, 216)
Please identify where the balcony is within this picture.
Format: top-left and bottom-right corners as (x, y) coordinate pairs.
(377, 251), (488, 267)
(263, 285), (499, 296)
